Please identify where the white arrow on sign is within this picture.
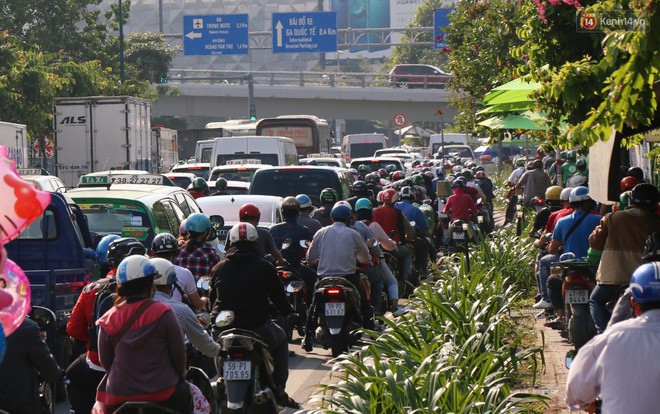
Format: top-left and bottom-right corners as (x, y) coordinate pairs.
(186, 31), (202, 40)
(275, 21), (283, 47)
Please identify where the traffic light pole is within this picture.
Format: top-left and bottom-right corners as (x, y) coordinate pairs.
(247, 73), (256, 120)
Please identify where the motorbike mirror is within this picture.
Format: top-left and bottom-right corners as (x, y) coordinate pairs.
(215, 310), (235, 328)
(565, 350), (576, 369)
(29, 306), (56, 329)
(300, 240), (311, 248)
(282, 238), (292, 250)
(197, 277), (211, 291)
(206, 226), (218, 242)
(209, 215), (225, 229)
(217, 243), (226, 254)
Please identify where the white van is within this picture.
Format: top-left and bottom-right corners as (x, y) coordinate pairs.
(209, 136), (298, 169)
(341, 133), (388, 161)
(195, 139), (215, 163)
(428, 133), (470, 156)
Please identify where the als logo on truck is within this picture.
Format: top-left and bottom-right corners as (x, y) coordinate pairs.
(59, 116), (87, 125)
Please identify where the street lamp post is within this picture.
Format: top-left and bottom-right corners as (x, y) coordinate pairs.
(119, 0), (125, 83)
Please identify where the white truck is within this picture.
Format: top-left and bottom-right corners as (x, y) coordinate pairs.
(151, 127), (178, 173)
(0, 121), (28, 169)
(53, 96), (152, 188)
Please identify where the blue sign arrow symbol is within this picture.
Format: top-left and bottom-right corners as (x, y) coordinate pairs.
(275, 21), (283, 47)
(186, 31), (202, 40)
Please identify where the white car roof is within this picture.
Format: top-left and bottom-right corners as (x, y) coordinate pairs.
(196, 195), (282, 227)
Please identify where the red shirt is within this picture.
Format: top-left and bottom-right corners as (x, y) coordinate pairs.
(373, 206), (401, 242)
(545, 207), (574, 232)
(443, 188), (478, 222)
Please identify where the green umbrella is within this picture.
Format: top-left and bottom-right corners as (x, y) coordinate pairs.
(483, 78), (540, 105)
(477, 111), (550, 131)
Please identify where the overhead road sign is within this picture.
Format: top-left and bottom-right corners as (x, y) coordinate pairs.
(433, 8), (451, 49)
(272, 12), (338, 54)
(183, 14), (249, 55)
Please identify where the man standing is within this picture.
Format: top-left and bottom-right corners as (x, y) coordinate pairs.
(515, 159), (552, 207)
(566, 262), (660, 413)
(504, 158), (526, 224)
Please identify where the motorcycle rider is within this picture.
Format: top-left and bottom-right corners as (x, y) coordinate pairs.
(269, 196), (318, 299)
(152, 232), (207, 311)
(442, 179), (479, 244)
(312, 187), (339, 227)
(210, 177), (228, 196)
(587, 183), (660, 333)
(95, 234), (121, 278)
(566, 159), (588, 188)
(209, 222), (300, 409)
(188, 177), (209, 199)
(504, 158), (526, 224)
(0, 315), (63, 414)
(561, 150), (578, 186)
(566, 262), (660, 413)
(302, 203), (373, 351)
(224, 203), (286, 265)
(66, 237), (146, 414)
(515, 159), (552, 208)
(174, 213), (221, 281)
(530, 186), (563, 237)
(396, 186), (431, 276)
(296, 193), (322, 235)
(346, 180), (377, 210)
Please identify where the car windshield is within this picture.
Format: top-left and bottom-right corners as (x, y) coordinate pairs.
(209, 170), (256, 183)
(250, 170), (336, 199)
(350, 160), (401, 172)
(77, 202), (153, 242)
(171, 166), (209, 179)
(350, 143), (383, 158)
(168, 176), (193, 189)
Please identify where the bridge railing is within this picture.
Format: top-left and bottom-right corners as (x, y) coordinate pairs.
(166, 69), (448, 89)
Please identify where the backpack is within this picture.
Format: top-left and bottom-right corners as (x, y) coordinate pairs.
(87, 277), (117, 353)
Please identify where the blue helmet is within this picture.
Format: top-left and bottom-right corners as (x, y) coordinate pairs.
(296, 194), (313, 209)
(330, 204), (352, 220)
(630, 262), (660, 304)
(96, 234), (121, 266)
(185, 213), (211, 233)
(569, 186), (591, 203)
(355, 198), (373, 212)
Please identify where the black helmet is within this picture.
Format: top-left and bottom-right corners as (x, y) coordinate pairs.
(107, 237), (146, 268)
(627, 166), (644, 183)
(320, 188), (339, 204)
(352, 180), (367, 195)
(642, 232), (660, 262)
(192, 177), (208, 191)
(461, 170), (473, 180)
(631, 183), (660, 209)
(280, 196), (300, 213)
(215, 178), (228, 191)
(532, 159), (544, 169)
(365, 173), (380, 185)
(152, 233), (178, 255)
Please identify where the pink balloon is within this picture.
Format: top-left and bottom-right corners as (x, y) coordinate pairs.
(0, 259), (31, 336)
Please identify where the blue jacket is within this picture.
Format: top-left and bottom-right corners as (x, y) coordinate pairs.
(395, 199), (429, 234)
(270, 218), (314, 265)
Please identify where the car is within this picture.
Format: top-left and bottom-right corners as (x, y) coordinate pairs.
(388, 152), (423, 170)
(204, 180), (250, 195)
(163, 172), (197, 189)
(207, 164), (265, 184)
(66, 173), (202, 247)
(349, 157), (406, 174)
(170, 162), (210, 179)
(300, 156), (346, 168)
(196, 194), (284, 241)
(374, 148), (409, 158)
(17, 168), (66, 192)
(249, 166), (354, 206)
(434, 145), (476, 164)
(388, 64), (452, 89)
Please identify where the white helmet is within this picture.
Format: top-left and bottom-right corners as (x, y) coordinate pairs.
(116, 256), (158, 284)
(228, 222), (259, 243)
(151, 258), (177, 286)
(560, 187), (572, 201)
(569, 186), (591, 203)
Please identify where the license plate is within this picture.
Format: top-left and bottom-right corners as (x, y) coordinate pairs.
(566, 289), (589, 304)
(223, 360), (251, 380)
(325, 302), (345, 316)
(452, 232), (465, 240)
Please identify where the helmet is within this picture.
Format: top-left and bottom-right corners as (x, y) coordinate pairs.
(320, 188), (339, 204)
(281, 196), (301, 212)
(532, 159), (543, 169)
(151, 258), (178, 286)
(355, 198), (373, 211)
(391, 171), (404, 181)
(185, 213), (212, 233)
(566, 151), (577, 162)
(295, 194), (312, 209)
(424, 171), (435, 179)
(411, 174), (424, 185)
(385, 165), (396, 173)
(192, 177), (208, 191)
(400, 186), (415, 199)
(461, 170), (473, 180)
(378, 168), (387, 178)
(620, 176), (638, 192)
(630, 262), (660, 304)
(451, 179), (465, 189)
(152, 233), (178, 255)
(330, 204), (352, 220)
(626, 166), (644, 183)
(444, 162), (452, 170)
(215, 178), (228, 191)
(116, 256), (157, 285)
(475, 171), (486, 180)
(352, 181), (367, 194)
(357, 164), (369, 173)
(376, 190), (385, 203)
(568, 175), (588, 188)
(365, 173), (380, 185)
(569, 186), (591, 203)
(560, 151), (568, 160)
(228, 222), (259, 243)
(452, 165), (463, 173)
(515, 158), (525, 167)
(642, 232), (660, 262)
(576, 159), (587, 169)
(381, 188), (399, 204)
(631, 183), (660, 208)
(475, 166), (485, 172)
(446, 174), (456, 182)
(96, 234), (121, 266)
(545, 186), (562, 201)
(466, 161), (477, 169)
(107, 237), (147, 268)
(239, 203), (261, 221)
(560, 187), (572, 201)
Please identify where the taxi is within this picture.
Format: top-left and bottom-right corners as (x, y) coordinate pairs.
(17, 168), (66, 193)
(207, 161), (267, 184)
(66, 173), (202, 247)
(170, 162), (210, 179)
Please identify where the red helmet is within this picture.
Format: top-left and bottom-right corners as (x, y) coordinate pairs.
(391, 171), (404, 181)
(381, 188), (399, 204)
(378, 168), (387, 178)
(239, 203), (261, 221)
(475, 171), (486, 179)
(620, 176), (638, 191)
(444, 163), (452, 170)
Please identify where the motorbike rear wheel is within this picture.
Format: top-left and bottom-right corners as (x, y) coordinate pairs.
(330, 334), (348, 358)
(569, 306), (596, 351)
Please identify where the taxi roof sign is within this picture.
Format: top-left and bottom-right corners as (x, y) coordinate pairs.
(79, 174), (173, 187)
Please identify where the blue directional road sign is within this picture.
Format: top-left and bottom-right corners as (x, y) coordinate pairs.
(433, 8), (451, 49)
(272, 12), (337, 54)
(183, 14), (249, 56)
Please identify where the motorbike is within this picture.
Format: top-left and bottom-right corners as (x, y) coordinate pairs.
(28, 306), (58, 414)
(308, 277), (363, 357)
(213, 311), (279, 414)
(551, 253), (597, 351)
(275, 264), (308, 341)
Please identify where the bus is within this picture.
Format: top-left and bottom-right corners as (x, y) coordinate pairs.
(205, 119), (258, 136)
(256, 115), (332, 156)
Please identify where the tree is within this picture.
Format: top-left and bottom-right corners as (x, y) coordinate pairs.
(125, 32), (180, 84)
